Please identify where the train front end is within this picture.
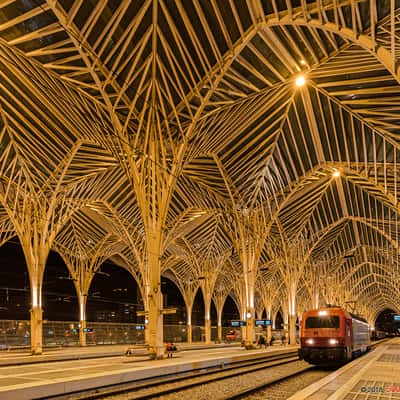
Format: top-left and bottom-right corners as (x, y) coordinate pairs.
(299, 308), (349, 365)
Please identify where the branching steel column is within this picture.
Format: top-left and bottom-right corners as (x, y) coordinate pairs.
(213, 291), (226, 343)
(204, 302), (211, 344)
(78, 293), (88, 347)
(146, 229), (163, 357)
(186, 304), (192, 344)
(182, 282), (197, 344)
(57, 232), (119, 347)
(21, 220), (52, 355)
(201, 278), (214, 344)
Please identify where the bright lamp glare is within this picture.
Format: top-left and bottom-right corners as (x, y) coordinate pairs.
(333, 170), (340, 178)
(318, 310), (328, 316)
(306, 338), (314, 345)
(246, 312), (252, 319)
(329, 338), (338, 345)
(295, 75), (306, 87)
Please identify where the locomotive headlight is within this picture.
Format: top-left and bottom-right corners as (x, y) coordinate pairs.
(329, 338), (338, 345)
(305, 338), (314, 345)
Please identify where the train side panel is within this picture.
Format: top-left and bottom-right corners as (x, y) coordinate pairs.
(352, 317), (370, 354)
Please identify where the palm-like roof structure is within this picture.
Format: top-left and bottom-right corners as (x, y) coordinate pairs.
(1, 0), (400, 352)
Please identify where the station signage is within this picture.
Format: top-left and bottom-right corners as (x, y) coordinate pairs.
(136, 325), (145, 330)
(394, 315), (400, 321)
(231, 320), (246, 327)
(255, 319), (271, 326)
(83, 328), (93, 333)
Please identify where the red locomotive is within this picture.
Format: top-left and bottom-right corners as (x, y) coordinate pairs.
(299, 307), (371, 365)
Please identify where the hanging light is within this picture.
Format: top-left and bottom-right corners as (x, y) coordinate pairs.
(295, 75), (306, 87)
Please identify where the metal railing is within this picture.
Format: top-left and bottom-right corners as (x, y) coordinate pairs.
(0, 320), (230, 349)
(0, 320), (147, 348)
(0, 321), (286, 349)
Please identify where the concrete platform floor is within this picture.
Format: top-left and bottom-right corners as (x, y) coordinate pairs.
(0, 341), (240, 366)
(290, 338), (400, 400)
(0, 344), (295, 399)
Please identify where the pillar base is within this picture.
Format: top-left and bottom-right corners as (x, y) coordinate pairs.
(149, 346), (166, 360)
(244, 342), (257, 350)
(79, 320), (87, 347)
(266, 325), (272, 344)
(289, 315), (297, 345)
(205, 319), (211, 344)
(146, 292), (164, 359)
(30, 307), (43, 355)
(240, 326), (246, 342)
(246, 316), (255, 345)
(187, 325), (192, 344)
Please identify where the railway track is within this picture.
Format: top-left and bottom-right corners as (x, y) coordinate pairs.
(226, 340), (386, 400)
(46, 340), (386, 400)
(45, 348), (299, 400)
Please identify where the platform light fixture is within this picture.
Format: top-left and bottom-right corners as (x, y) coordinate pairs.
(333, 170), (340, 178)
(295, 75), (306, 87)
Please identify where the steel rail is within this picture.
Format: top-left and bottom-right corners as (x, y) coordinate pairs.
(45, 348), (299, 400)
(222, 339), (385, 400)
(45, 340), (387, 400)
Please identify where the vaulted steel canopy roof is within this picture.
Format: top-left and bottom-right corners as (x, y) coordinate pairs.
(0, 0), (400, 320)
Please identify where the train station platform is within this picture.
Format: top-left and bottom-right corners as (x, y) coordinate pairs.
(0, 341), (240, 367)
(0, 344), (295, 400)
(290, 338), (400, 400)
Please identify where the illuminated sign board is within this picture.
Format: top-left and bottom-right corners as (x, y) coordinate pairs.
(136, 325), (145, 330)
(255, 319), (272, 326)
(83, 328), (93, 333)
(231, 320), (246, 327)
(394, 315), (400, 321)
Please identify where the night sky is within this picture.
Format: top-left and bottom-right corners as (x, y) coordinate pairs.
(0, 238), (237, 326)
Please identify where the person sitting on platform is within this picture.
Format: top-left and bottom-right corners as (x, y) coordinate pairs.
(166, 341), (177, 358)
(258, 335), (266, 349)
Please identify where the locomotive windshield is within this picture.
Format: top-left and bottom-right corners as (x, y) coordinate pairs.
(305, 316), (340, 328)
